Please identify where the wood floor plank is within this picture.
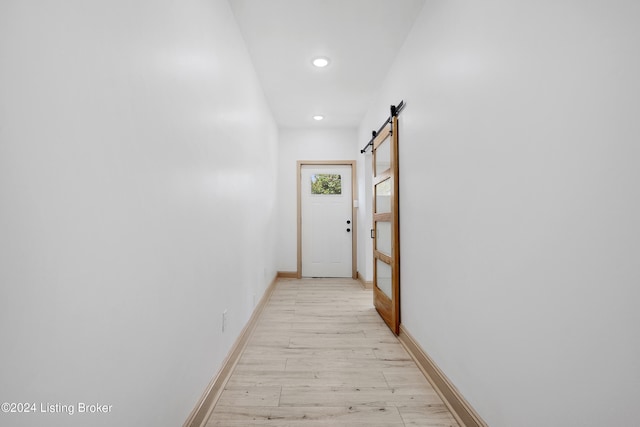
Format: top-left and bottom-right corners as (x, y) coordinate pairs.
(289, 336), (397, 349)
(234, 359), (287, 371)
(226, 369), (388, 388)
(242, 346), (378, 360)
(216, 386), (282, 407)
(383, 367), (436, 387)
(373, 346), (414, 361)
(284, 358), (416, 372)
(206, 278), (459, 427)
(279, 386), (442, 407)
(208, 406), (405, 426)
(398, 404), (460, 426)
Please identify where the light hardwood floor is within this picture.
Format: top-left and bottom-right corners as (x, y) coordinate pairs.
(206, 278), (459, 427)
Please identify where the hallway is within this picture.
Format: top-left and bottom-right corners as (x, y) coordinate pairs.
(207, 279), (458, 426)
(2, 1), (639, 426)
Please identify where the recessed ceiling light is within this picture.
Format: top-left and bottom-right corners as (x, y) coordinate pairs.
(312, 57), (330, 68)
(313, 115), (324, 121)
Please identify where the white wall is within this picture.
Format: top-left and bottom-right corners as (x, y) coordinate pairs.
(0, 1), (278, 426)
(276, 128), (358, 273)
(358, 1), (640, 426)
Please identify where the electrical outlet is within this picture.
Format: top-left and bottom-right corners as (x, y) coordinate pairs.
(222, 309), (227, 333)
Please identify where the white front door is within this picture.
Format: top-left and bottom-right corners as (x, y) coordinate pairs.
(301, 164), (353, 277)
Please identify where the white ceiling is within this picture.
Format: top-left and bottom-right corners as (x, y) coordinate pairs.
(229, 0), (426, 129)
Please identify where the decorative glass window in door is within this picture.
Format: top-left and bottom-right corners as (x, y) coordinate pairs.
(310, 174), (342, 195)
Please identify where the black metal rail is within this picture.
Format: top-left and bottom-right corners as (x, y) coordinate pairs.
(360, 100), (405, 154)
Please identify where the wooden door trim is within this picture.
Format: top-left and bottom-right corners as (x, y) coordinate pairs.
(373, 125), (392, 149)
(297, 160), (357, 279)
(392, 115), (400, 332)
(373, 172), (392, 186)
(374, 252), (392, 265)
(373, 213), (392, 222)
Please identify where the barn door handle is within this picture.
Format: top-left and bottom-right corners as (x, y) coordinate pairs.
(370, 229), (375, 239)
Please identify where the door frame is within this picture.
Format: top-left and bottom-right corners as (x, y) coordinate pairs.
(297, 160), (357, 279)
